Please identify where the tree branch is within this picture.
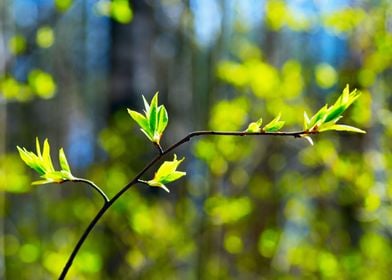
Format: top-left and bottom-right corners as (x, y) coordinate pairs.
(70, 178), (110, 204)
(58, 129), (315, 279)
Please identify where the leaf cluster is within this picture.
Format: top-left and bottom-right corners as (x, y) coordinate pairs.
(128, 92), (168, 145)
(245, 113), (285, 133)
(17, 138), (74, 185)
(303, 85), (365, 134)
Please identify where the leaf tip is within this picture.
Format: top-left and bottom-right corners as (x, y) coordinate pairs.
(302, 135), (314, 146)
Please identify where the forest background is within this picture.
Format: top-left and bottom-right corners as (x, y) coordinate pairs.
(1, 0), (391, 279)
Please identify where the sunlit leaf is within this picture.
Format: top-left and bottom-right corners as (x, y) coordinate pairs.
(246, 122), (261, 133)
(59, 148), (71, 173)
(128, 110), (150, 133)
(42, 139), (55, 172)
(308, 105), (328, 130)
(263, 114), (285, 132)
(319, 124), (366, 133)
(157, 105), (168, 134)
(146, 154), (186, 193)
(17, 138), (75, 186)
(149, 93), (159, 135)
(142, 95), (150, 112)
(35, 138), (42, 157)
(139, 128), (154, 142)
(306, 85), (364, 134)
(17, 147), (45, 176)
(128, 92), (169, 144)
(32, 179), (54, 185)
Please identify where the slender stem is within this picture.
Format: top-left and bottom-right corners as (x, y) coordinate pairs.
(154, 142), (164, 155)
(59, 129), (315, 279)
(58, 203), (109, 280)
(70, 178), (110, 204)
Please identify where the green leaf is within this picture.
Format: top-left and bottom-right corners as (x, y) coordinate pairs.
(32, 179), (54, 185)
(128, 109), (150, 133)
(255, 118), (263, 127)
(42, 139), (55, 172)
(146, 154), (186, 192)
(59, 148), (71, 173)
(142, 95), (150, 112)
(263, 114), (285, 132)
(17, 138), (76, 186)
(155, 155), (184, 178)
(17, 146), (32, 165)
(17, 146), (46, 175)
(157, 105), (168, 134)
(246, 117), (263, 132)
(324, 104), (345, 123)
(338, 84), (360, 108)
(308, 105), (328, 129)
(43, 171), (67, 181)
(303, 85), (363, 134)
(146, 180), (170, 193)
(324, 86), (361, 124)
(160, 171), (186, 184)
(35, 137), (42, 157)
(129, 92), (169, 144)
(149, 92), (159, 134)
(60, 170), (74, 180)
(246, 122), (260, 132)
(319, 124), (366, 133)
(139, 128), (154, 142)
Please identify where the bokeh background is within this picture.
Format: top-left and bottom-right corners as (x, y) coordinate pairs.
(1, 0), (391, 279)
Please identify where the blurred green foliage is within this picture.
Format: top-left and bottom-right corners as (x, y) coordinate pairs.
(2, 0), (392, 279)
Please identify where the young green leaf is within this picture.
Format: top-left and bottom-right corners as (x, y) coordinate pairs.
(157, 105), (168, 134)
(146, 154), (186, 193)
(305, 85), (365, 135)
(318, 124), (366, 133)
(246, 117), (263, 132)
(149, 92), (159, 134)
(263, 114), (285, 132)
(59, 148), (71, 173)
(128, 109), (154, 141)
(246, 122), (261, 133)
(35, 137), (42, 157)
(17, 146), (45, 175)
(17, 138), (75, 185)
(142, 95), (150, 112)
(323, 104), (345, 124)
(127, 110), (150, 133)
(139, 128), (154, 142)
(308, 105), (328, 130)
(255, 118), (263, 127)
(128, 92), (169, 145)
(42, 139), (55, 172)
